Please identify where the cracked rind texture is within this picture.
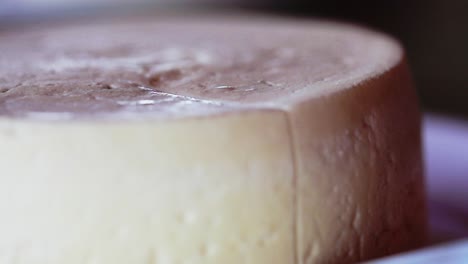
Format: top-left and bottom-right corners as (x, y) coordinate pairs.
(0, 15), (426, 264)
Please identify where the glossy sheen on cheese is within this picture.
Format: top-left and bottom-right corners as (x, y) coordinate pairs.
(0, 14), (426, 264)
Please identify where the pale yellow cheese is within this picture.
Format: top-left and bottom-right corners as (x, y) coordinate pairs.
(0, 14), (426, 264)
(0, 111), (296, 264)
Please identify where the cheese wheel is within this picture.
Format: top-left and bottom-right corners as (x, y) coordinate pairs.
(0, 14), (426, 264)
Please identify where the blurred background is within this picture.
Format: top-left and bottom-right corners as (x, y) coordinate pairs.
(1, 0), (467, 256)
(1, 0), (467, 118)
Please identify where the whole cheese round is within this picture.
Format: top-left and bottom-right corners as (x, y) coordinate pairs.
(0, 13), (426, 264)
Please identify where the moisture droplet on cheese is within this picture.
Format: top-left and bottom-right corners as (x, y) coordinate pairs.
(0, 13), (426, 264)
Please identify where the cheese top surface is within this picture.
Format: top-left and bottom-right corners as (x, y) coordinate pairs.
(0, 15), (401, 120)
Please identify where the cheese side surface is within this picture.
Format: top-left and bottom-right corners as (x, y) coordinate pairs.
(0, 111), (295, 264)
(291, 62), (426, 263)
(0, 14), (426, 263)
